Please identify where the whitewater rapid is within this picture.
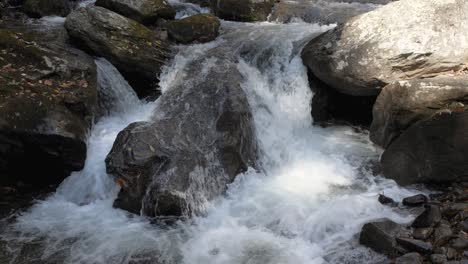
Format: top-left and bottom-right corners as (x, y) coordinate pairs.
(1, 7), (418, 264)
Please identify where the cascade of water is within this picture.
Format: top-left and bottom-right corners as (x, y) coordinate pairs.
(1, 10), (418, 264)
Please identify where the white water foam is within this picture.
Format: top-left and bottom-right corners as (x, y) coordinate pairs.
(1, 20), (418, 264)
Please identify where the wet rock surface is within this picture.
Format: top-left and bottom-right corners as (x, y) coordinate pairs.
(166, 14), (220, 44)
(65, 6), (171, 98)
(95, 0), (176, 25)
(22, 0), (73, 18)
(106, 57), (258, 217)
(211, 0), (276, 22)
(361, 186), (468, 263)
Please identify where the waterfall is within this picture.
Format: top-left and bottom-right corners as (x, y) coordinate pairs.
(1, 11), (417, 264)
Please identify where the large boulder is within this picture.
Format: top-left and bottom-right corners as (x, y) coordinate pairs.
(64, 6), (171, 98)
(95, 0), (175, 25)
(211, 0), (276, 22)
(0, 28), (98, 189)
(371, 76), (468, 148)
(302, 0), (468, 96)
(105, 57), (258, 217)
(381, 111), (468, 185)
(22, 0), (73, 18)
(166, 14), (220, 44)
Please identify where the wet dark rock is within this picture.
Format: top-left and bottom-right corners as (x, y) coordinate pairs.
(301, 0), (468, 97)
(22, 0), (73, 18)
(211, 0), (276, 22)
(459, 221), (468, 233)
(413, 228), (433, 240)
(359, 219), (406, 256)
(370, 76), (468, 148)
(166, 14), (220, 44)
(412, 205), (442, 228)
(434, 224), (453, 246)
(395, 252), (423, 264)
(381, 112), (468, 185)
(379, 194), (396, 206)
(451, 237), (468, 250)
(106, 58), (257, 217)
(95, 0), (175, 25)
(396, 237), (433, 254)
(443, 203), (468, 219)
(402, 194), (428, 207)
(0, 27), (97, 190)
(430, 254), (448, 264)
(65, 6), (171, 98)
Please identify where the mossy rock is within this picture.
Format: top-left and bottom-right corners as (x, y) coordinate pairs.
(95, 0), (175, 24)
(65, 6), (171, 97)
(211, 0), (276, 22)
(166, 14), (220, 44)
(0, 27), (98, 189)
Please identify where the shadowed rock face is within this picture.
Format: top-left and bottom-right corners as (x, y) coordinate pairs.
(64, 6), (171, 98)
(22, 0), (73, 18)
(95, 0), (175, 25)
(211, 0), (276, 22)
(381, 111), (468, 185)
(371, 76), (468, 148)
(302, 0), (468, 96)
(106, 56), (258, 217)
(0, 27), (98, 189)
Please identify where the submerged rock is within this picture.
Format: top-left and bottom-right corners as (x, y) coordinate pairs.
(95, 0), (175, 25)
(0, 28), (97, 189)
(65, 6), (171, 98)
(211, 0), (276, 22)
(106, 58), (257, 217)
(166, 14), (220, 44)
(371, 76), (468, 148)
(22, 0), (73, 18)
(301, 0), (468, 96)
(381, 112), (468, 185)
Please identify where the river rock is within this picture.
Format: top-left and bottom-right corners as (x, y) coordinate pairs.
(396, 237), (433, 254)
(166, 14), (220, 44)
(0, 28), (97, 189)
(370, 76), (468, 148)
(402, 194), (428, 207)
(381, 111), (468, 185)
(359, 219), (406, 256)
(22, 0), (73, 18)
(301, 0), (468, 96)
(64, 6), (171, 98)
(211, 0), (276, 22)
(395, 252), (423, 264)
(105, 57), (258, 217)
(95, 0), (175, 25)
(412, 205), (442, 228)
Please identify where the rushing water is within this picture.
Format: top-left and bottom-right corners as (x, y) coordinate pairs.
(1, 2), (419, 264)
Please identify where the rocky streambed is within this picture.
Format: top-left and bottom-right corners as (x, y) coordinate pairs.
(0, 0), (467, 263)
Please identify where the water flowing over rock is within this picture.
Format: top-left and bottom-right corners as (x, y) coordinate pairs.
(0, 28), (97, 189)
(22, 0), (73, 18)
(166, 13), (220, 44)
(64, 6), (171, 98)
(211, 0), (276, 22)
(106, 56), (258, 217)
(95, 0), (176, 25)
(371, 76), (468, 148)
(301, 0), (468, 96)
(381, 111), (468, 185)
